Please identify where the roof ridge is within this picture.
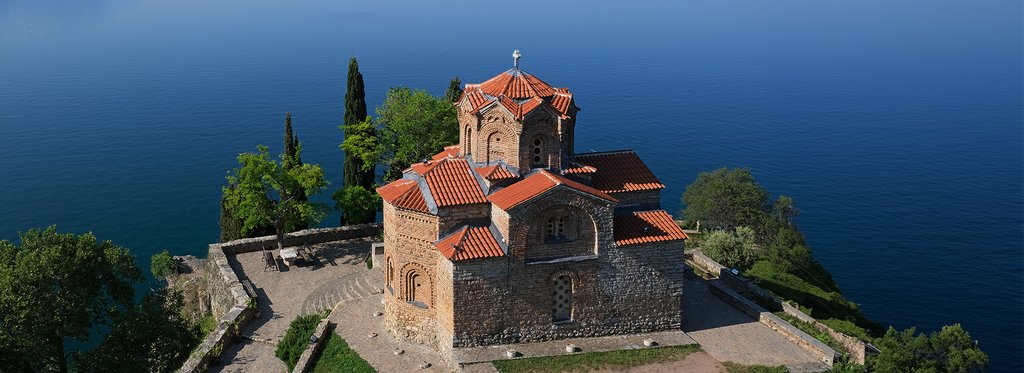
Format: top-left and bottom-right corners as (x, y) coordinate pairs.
(540, 169), (562, 185)
(575, 149), (637, 157)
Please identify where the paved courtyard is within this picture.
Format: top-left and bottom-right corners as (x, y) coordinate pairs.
(682, 274), (829, 372)
(208, 239), (828, 373)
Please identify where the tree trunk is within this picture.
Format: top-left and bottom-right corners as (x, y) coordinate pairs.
(275, 216), (286, 251)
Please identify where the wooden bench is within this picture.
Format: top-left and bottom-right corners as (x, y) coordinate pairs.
(241, 279), (258, 301)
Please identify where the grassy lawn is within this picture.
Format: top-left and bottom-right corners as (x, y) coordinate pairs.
(310, 332), (375, 373)
(492, 344), (700, 373)
(722, 361), (788, 373)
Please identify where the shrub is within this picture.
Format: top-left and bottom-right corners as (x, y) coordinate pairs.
(701, 228), (757, 270)
(275, 314), (323, 370)
(311, 332), (375, 373)
(150, 250), (176, 279)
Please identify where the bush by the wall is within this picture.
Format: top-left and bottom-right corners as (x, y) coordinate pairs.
(275, 314), (323, 371)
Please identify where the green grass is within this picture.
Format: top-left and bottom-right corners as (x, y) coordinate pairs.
(275, 314), (324, 371)
(310, 332), (375, 373)
(775, 312), (846, 358)
(744, 260), (881, 337)
(722, 361), (789, 373)
(492, 344), (700, 373)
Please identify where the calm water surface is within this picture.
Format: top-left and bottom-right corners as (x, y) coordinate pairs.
(1, 0), (1020, 369)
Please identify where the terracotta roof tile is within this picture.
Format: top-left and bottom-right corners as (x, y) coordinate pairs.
(476, 164), (518, 180)
(432, 145), (460, 160)
(423, 158), (488, 207)
(563, 163), (597, 175)
(489, 170), (618, 210)
(435, 226), (505, 261)
(461, 68), (575, 119)
(614, 210), (689, 246)
(574, 151), (665, 193)
(376, 179), (428, 213)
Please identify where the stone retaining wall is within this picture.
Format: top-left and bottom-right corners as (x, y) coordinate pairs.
(176, 224), (381, 373)
(686, 249), (868, 365)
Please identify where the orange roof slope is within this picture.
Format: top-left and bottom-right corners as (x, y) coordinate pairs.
(461, 68), (576, 120)
(574, 151), (665, 193)
(435, 226), (505, 261)
(476, 164), (518, 180)
(614, 210), (689, 246)
(376, 179), (428, 213)
(422, 158), (488, 207)
(432, 145), (460, 161)
(489, 170), (618, 210)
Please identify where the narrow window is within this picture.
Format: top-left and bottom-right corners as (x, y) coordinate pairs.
(552, 275), (573, 323)
(385, 257), (394, 289)
(546, 217), (566, 239)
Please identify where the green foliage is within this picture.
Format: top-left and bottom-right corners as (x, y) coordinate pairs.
(871, 324), (988, 373)
(196, 313), (218, 337)
(701, 228), (758, 270)
(682, 167), (770, 230)
(376, 87), (458, 180)
(310, 332), (375, 373)
(332, 185), (380, 225)
(275, 314), (324, 371)
(219, 183), (274, 242)
(150, 249), (176, 279)
(0, 226), (142, 372)
(366, 255), (373, 269)
(492, 344), (700, 373)
(223, 145), (329, 249)
(343, 57), (375, 191)
(820, 318), (872, 341)
(444, 76), (463, 103)
(828, 362), (866, 373)
(73, 290), (201, 373)
(766, 226), (812, 273)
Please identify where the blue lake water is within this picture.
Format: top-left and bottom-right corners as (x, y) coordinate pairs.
(1, 0), (1020, 369)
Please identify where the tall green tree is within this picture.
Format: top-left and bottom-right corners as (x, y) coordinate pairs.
(0, 227), (142, 372)
(682, 167), (770, 230)
(343, 57), (375, 191)
(332, 185), (381, 226)
(872, 324), (988, 372)
(444, 76), (463, 103)
(376, 87), (459, 180)
(282, 113), (309, 231)
(72, 290), (200, 373)
(223, 145), (329, 250)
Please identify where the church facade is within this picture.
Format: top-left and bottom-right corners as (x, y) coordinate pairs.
(376, 54), (688, 363)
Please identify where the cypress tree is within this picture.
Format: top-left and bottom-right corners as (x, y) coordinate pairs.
(444, 76), (463, 103)
(343, 57), (375, 190)
(282, 113), (309, 231)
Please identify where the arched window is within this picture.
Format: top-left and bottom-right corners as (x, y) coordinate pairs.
(546, 217), (566, 239)
(552, 274), (573, 323)
(385, 257), (394, 290)
(532, 137), (544, 167)
(464, 126), (473, 155)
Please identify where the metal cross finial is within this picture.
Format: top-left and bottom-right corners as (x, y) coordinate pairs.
(513, 49), (522, 68)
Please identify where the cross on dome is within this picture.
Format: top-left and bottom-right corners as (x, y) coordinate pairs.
(513, 49), (522, 68)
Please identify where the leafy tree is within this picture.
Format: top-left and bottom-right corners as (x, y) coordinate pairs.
(223, 145), (329, 251)
(150, 249), (176, 279)
(376, 87), (458, 180)
(700, 227), (758, 270)
(445, 76), (463, 103)
(872, 325), (988, 372)
(219, 183), (273, 242)
(343, 57), (375, 190)
(682, 167), (770, 231)
(772, 195), (798, 227)
(332, 185), (381, 225)
(72, 290), (200, 373)
(0, 226), (142, 372)
(767, 226), (812, 272)
(338, 116), (380, 225)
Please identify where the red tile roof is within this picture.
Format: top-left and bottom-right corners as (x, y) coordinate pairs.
(376, 179), (428, 213)
(476, 164), (518, 180)
(459, 68), (576, 120)
(574, 151), (665, 193)
(489, 170), (618, 210)
(563, 163), (597, 175)
(422, 158), (488, 207)
(432, 145), (460, 161)
(435, 226), (505, 261)
(614, 210), (689, 246)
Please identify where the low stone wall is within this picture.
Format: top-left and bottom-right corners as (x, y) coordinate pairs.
(293, 319), (332, 373)
(177, 224), (381, 373)
(782, 303), (867, 364)
(707, 281), (835, 367)
(687, 249), (868, 365)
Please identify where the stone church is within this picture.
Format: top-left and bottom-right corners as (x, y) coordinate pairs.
(376, 52), (688, 363)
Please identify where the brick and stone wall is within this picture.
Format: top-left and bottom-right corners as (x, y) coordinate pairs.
(610, 190), (662, 212)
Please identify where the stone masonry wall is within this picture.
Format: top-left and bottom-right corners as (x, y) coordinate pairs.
(382, 202), (442, 348)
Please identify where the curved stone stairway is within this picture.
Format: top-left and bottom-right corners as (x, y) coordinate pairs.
(300, 270), (381, 315)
